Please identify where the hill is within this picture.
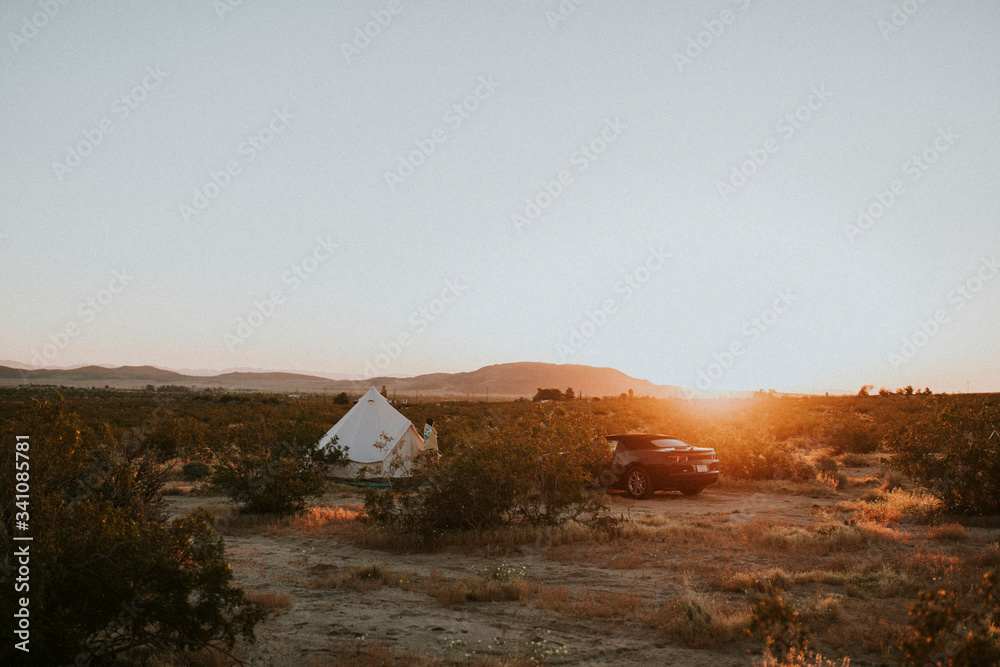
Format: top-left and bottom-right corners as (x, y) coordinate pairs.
(0, 362), (684, 398)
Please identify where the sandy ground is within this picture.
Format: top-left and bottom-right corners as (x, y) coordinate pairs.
(165, 487), (850, 666)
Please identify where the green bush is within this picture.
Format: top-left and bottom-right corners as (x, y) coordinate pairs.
(364, 408), (610, 537)
(0, 396), (264, 665)
(709, 429), (798, 481)
(213, 436), (345, 514)
(826, 415), (879, 454)
(182, 460), (212, 480)
(887, 399), (1000, 515)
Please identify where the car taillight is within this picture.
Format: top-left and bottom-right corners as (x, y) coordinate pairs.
(668, 455), (688, 462)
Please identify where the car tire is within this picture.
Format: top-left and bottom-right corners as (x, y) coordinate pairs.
(625, 467), (652, 499)
(679, 486), (703, 496)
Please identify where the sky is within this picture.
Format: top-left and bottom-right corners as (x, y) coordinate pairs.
(1, 1), (998, 394)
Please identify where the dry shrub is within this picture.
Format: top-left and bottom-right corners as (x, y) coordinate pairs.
(878, 469), (911, 492)
(844, 565), (918, 598)
(217, 503), (361, 537)
(847, 488), (941, 524)
(971, 542), (1000, 568)
(753, 644), (851, 667)
(926, 523), (966, 541)
(654, 581), (749, 647)
(718, 568), (794, 592)
(422, 576), (535, 606)
(902, 552), (963, 582)
(288, 504), (361, 535)
(309, 562), (414, 593)
(420, 567), (535, 607)
(816, 472), (847, 492)
(717, 568), (846, 593)
(803, 594), (843, 625)
(839, 452), (871, 468)
(813, 454), (839, 475)
(742, 520), (871, 557)
(823, 608), (907, 662)
(161, 481), (191, 496)
(244, 590), (293, 615)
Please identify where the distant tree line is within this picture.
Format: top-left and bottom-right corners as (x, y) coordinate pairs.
(858, 385), (931, 397)
(532, 387), (576, 401)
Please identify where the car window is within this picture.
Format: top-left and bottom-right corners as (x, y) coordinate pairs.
(650, 438), (686, 449)
(606, 439), (618, 452)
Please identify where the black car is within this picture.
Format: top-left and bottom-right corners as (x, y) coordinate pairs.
(603, 433), (720, 499)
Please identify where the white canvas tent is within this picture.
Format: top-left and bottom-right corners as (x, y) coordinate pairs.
(316, 386), (425, 479)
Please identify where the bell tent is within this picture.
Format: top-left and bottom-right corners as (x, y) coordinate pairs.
(317, 386), (425, 479)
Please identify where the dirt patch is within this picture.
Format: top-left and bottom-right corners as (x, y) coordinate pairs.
(166, 478), (994, 666)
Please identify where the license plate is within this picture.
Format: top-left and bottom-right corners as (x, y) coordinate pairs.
(696, 464), (708, 472)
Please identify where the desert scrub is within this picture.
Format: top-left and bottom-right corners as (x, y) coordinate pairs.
(887, 398), (1000, 515)
(654, 579), (749, 647)
(899, 568), (1000, 666)
(213, 436), (346, 514)
(364, 408), (610, 538)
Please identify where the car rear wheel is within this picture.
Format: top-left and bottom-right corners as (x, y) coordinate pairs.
(625, 467), (652, 499)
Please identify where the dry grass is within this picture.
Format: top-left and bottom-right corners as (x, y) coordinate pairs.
(836, 488), (941, 524)
(421, 568), (537, 606)
(821, 599), (908, 661)
(740, 519), (885, 557)
(244, 589), (293, 615)
(839, 452), (873, 468)
(161, 481), (191, 496)
(347, 520), (599, 553)
(843, 565), (918, 599)
(308, 562), (414, 593)
(716, 567), (847, 592)
(216, 504), (361, 537)
(652, 580), (750, 648)
(715, 478), (841, 498)
(926, 523), (967, 541)
(753, 645), (851, 667)
(534, 585), (643, 619)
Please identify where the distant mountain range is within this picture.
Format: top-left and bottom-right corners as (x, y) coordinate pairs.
(0, 362), (694, 398)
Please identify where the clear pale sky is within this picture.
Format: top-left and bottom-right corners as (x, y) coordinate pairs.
(2, 1), (998, 394)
